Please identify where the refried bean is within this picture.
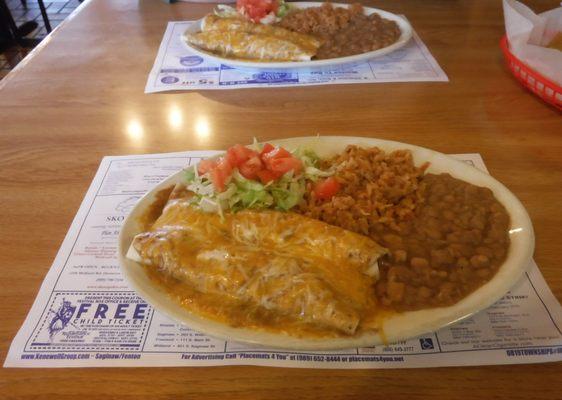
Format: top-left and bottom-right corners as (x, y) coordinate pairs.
(276, 3), (401, 60)
(374, 173), (511, 310)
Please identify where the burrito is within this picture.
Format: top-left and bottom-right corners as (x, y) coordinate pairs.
(184, 14), (321, 61)
(129, 198), (387, 335)
(185, 30), (317, 61)
(201, 14), (322, 54)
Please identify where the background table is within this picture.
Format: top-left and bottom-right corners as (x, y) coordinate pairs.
(0, 0), (561, 398)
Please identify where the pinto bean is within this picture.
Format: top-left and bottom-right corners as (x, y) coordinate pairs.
(370, 173), (510, 311)
(387, 281), (405, 302)
(470, 254), (490, 268)
(392, 249), (408, 263)
(410, 257), (429, 269)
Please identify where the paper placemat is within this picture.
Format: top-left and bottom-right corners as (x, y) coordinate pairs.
(145, 21), (448, 92)
(4, 151), (562, 368)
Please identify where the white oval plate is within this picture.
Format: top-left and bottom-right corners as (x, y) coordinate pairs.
(118, 136), (534, 350)
(181, 2), (413, 69)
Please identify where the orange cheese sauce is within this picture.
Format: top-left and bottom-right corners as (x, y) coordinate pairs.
(138, 185), (175, 231)
(135, 192), (391, 338)
(144, 264), (363, 338)
(151, 200), (384, 307)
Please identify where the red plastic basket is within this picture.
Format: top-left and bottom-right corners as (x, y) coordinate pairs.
(500, 35), (562, 111)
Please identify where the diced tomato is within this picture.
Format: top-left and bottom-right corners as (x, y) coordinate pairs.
(226, 144), (258, 167)
(210, 169), (224, 192)
(261, 146), (292, 168)
(260, 143), (275, 157)
(257, 169), (282, 184)
(238, 156), (264, 180)
(225, 150), (237, 168)
(237, 0), (278, 22)
(211, 157), (234, 192)
(268, 157), (303, 175)
(197, 159), (217, 175)
(313, 177), (340, 200)
(262, 146), (292, 161)
(217, 157), (233, 175)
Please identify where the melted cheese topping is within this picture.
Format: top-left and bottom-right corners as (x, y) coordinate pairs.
(186, 15), (321, 62)
(133, 199), (388, 337)
(202, 15), (322, 54)
(186, 30), (316, 61)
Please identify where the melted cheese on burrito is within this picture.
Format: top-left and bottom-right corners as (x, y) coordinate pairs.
(185, 30), (316, 61)
(184, 15), (321, 61)
(130, 198), (387, 336)
(201, 15), (322, 54)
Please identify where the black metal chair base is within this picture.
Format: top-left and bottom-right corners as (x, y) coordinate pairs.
(38, 0), (52, 33)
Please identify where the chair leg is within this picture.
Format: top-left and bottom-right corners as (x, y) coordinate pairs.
(0, 0), (40, 48)
(0, 0), (21, 39)
(37, 0), (52, 33)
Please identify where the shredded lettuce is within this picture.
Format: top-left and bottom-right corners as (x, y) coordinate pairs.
(276, 0), (290, 18)
(184, 144), (331, 214)
(293, 147), (320, 167)
(249, 137), (262, 152)
(184, 168), (196, 182)
(259, 12), (277, 25)
(214, 4), (238, 18)
(292, 146), (335, 181)
(215, 1), (291, 23)
(270, 179), (305, 211)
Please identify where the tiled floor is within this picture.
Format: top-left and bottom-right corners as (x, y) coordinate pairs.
(1, 0), (80, 78)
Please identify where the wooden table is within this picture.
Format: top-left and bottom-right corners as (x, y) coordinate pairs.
(1, 0), (560, 398)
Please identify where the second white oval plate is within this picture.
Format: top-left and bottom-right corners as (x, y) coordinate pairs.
(181, 2), (413, 69)
(119, 136), (534, 350)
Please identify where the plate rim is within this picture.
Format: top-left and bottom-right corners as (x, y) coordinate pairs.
(180, 2), (414, 69)
(118, 136), (535, 350)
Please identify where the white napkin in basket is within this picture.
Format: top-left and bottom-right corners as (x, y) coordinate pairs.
(503, 0), (562, 85)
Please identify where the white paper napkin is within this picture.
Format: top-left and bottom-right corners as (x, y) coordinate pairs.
(503, 0), (562, 85)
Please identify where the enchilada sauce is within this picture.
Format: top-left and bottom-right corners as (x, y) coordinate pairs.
(143, 264), (381, 339)
(136, 200), (386, 338)
(138, 185), (175, 231)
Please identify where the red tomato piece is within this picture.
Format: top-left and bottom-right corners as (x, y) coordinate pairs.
(313, 177), (340, 200)
(257, 169), (282, 184)
(226, 144), (258, 167)
(261, 146), (292, 168)
(268, 157), (303, 175)
(197, 159), (217, 175)
(237, 0), (277, 22)
(238, 156), (264, 180)
(210, 169), (225, 192)
(211, 158), (234, 192)
(225, 150), (237, 167)
(260, 143), (275, 157)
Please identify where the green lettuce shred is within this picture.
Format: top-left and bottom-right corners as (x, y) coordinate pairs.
(184, 144), (333, 214)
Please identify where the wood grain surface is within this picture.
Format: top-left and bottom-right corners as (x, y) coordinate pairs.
(0, 0), (561, 398)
